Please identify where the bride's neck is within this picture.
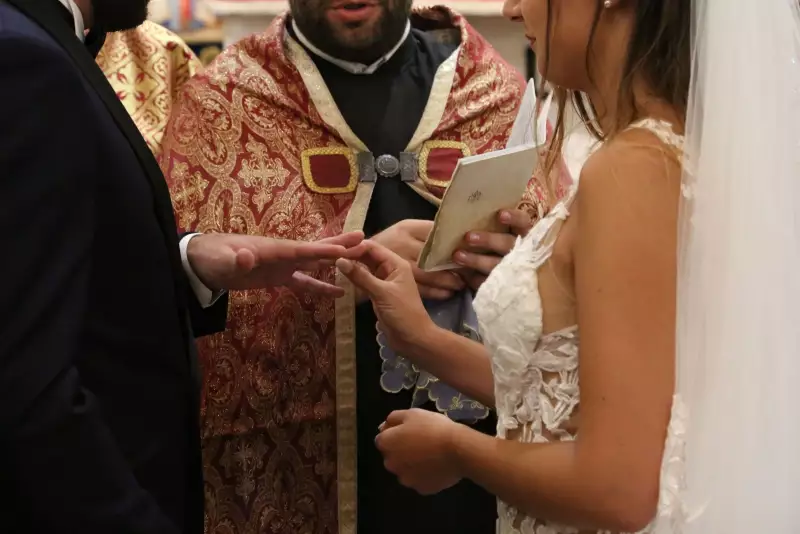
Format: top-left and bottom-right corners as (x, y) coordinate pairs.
(587, 76), (684, 136)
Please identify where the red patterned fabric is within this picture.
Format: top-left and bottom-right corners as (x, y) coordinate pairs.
(160, 7), (555, 534)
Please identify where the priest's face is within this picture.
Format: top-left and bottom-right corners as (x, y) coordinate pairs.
(90, 0), (150, 31)
(290, 0), (411, 63)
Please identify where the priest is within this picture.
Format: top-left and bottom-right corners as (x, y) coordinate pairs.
(160, 3), (562, 533)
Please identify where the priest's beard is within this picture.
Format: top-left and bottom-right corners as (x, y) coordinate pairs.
(290, 0), (411, 64)
(90, 0), (150, 31)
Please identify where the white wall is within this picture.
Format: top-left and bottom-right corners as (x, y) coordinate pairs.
(463, 16), (530, 74)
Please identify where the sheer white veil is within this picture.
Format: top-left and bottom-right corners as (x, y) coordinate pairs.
(671, 0), (800, 530)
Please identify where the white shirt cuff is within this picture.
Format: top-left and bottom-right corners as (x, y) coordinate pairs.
(179, 233), (225, 308)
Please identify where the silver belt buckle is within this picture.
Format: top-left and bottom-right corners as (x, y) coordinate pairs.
(375, 154), (401, 178)
(358, 152), (418, 182)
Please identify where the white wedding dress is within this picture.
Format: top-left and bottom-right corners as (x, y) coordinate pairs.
(473, 119), (689, 534)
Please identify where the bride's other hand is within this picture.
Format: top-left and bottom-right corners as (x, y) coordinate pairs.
(336, 240), (436, 353)
(376, 409), (463, 495)
(454, 208), (533, 289)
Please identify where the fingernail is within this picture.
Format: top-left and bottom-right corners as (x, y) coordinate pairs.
(499, 211), (511, 223)
(454, 251), (467, 264)
(467, 233), (480, 243)
(336, 259), (353, 274)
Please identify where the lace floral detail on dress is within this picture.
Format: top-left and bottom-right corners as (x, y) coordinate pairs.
(632, 118), (684, 152)
(650, 394), (699, 534)
(495, 328), (580, 442)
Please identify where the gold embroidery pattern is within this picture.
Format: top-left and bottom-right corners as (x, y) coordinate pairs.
(159, 8), (555, 534)
(300, 147), (359, 195)
(332, 180), (375, 534)
(96, 21), (202, 155)
(417, 139), (471, 189)
(405, 44), (459, 152)
(403, 7), (556, 212)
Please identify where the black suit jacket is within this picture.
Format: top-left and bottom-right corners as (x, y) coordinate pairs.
(0, 0), (228, 532)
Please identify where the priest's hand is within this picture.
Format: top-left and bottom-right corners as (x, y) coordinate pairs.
(376, 409), (463, 495)
(371, 220), (465, 300)
(453, 209), (534, 290)
(186, 231), (366, 296)
(336, 239), (436, 354)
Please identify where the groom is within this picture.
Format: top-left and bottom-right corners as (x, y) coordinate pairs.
(0, 0), (363, 532)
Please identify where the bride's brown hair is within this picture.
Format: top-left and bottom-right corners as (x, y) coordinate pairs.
(541, 0), (691, 186)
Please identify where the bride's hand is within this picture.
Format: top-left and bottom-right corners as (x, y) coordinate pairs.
(336, 240), (436, 354)
(376, 409), (463, 495)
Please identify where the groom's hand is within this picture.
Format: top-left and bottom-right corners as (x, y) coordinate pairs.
(187, 232), (366, 296)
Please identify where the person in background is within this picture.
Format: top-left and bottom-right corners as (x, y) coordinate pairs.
(159, 1), (569, 533)
(96, 20), (202, 154)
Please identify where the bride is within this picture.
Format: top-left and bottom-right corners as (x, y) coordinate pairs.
(337, 0), (800, 531)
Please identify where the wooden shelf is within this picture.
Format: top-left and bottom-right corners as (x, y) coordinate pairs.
(206, 0), (503, 17)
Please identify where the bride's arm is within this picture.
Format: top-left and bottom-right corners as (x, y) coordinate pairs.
(404, 325), (496, 407)
(447, 137), (680, 531)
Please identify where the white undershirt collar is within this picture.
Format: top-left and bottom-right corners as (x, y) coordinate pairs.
(291, 18), (411, 75)
(57, 0), (85, 41)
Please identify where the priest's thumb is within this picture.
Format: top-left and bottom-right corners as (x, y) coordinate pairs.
(336, 258), (382, 297)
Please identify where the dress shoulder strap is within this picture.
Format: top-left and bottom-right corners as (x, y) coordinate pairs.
(626, 118), (684, 152)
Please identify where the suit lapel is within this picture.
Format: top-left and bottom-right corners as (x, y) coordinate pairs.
(5, 0), (193, 341)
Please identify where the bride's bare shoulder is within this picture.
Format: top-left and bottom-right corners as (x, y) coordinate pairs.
(576, 125), (682, 226)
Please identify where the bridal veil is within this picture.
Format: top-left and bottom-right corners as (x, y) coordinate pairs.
(671, 0), (800, 530)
